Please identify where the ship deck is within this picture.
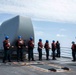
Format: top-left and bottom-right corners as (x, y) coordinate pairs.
(0, 54), (76, 75)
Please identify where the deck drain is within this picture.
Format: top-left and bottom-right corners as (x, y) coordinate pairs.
(48, 68), (56, 72)
(61, 67), (70, 70)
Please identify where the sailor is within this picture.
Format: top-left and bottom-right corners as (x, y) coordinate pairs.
(71, 41), (76, 61)
(44, 40), (50, 60)
(56, 41), (60, 57)
(16, 36), (24, 61)
(38, 39), (43, 61)
(51, 40), (56, 60)
(28, 37), (34, 61)
(3, 36), (11, 63)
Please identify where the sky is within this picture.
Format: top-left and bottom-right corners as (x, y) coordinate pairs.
(0, 0), (76, 47)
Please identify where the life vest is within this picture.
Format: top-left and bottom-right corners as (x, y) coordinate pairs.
(18, 39), (24, 46)
(28, 40), (34, 48)
(44, 43), (50, 49)
(56, 42), (60, 49)
(51, 43), (56, 50)
(38, 42), (43, 49)
(3, 40), (10, 48)
(71, 44), (76, 50)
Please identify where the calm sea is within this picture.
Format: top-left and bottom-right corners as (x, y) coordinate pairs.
(33, 47), (72, 58)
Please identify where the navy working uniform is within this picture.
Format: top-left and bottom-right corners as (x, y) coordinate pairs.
(3, 36), (11, 63)
(51, 40), (56, 60)
(44, 40), (50, 60)
(16, 36), (24, 61)
(28, 37), (34, 61)
(71, 41), (76, 61)
(56, 41), (60, 57)
(38, 39), (43, 61)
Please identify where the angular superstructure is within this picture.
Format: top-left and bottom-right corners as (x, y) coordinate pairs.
(0, 15), (34, 49)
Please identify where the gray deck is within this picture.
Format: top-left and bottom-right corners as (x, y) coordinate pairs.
(0, 54), (76, 75)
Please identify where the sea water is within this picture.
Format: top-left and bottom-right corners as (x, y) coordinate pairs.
(34, 47), (72, 58)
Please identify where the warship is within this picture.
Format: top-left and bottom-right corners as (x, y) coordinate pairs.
(0, 16), (76, 75)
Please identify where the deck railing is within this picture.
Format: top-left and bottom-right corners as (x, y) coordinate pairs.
(33, 47), (72, 58)
(0, 47), (72, 58)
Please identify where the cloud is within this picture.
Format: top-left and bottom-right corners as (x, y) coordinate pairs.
(56, 34), (66, 37)
(0, 0), (76, 23)
(35, 31), (44, 36)
(60, 29), (66, 31)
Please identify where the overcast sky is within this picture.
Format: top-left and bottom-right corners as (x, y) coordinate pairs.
(0, 0), (76, 47)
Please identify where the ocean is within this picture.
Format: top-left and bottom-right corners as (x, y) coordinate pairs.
(33, 47), (72, 58)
